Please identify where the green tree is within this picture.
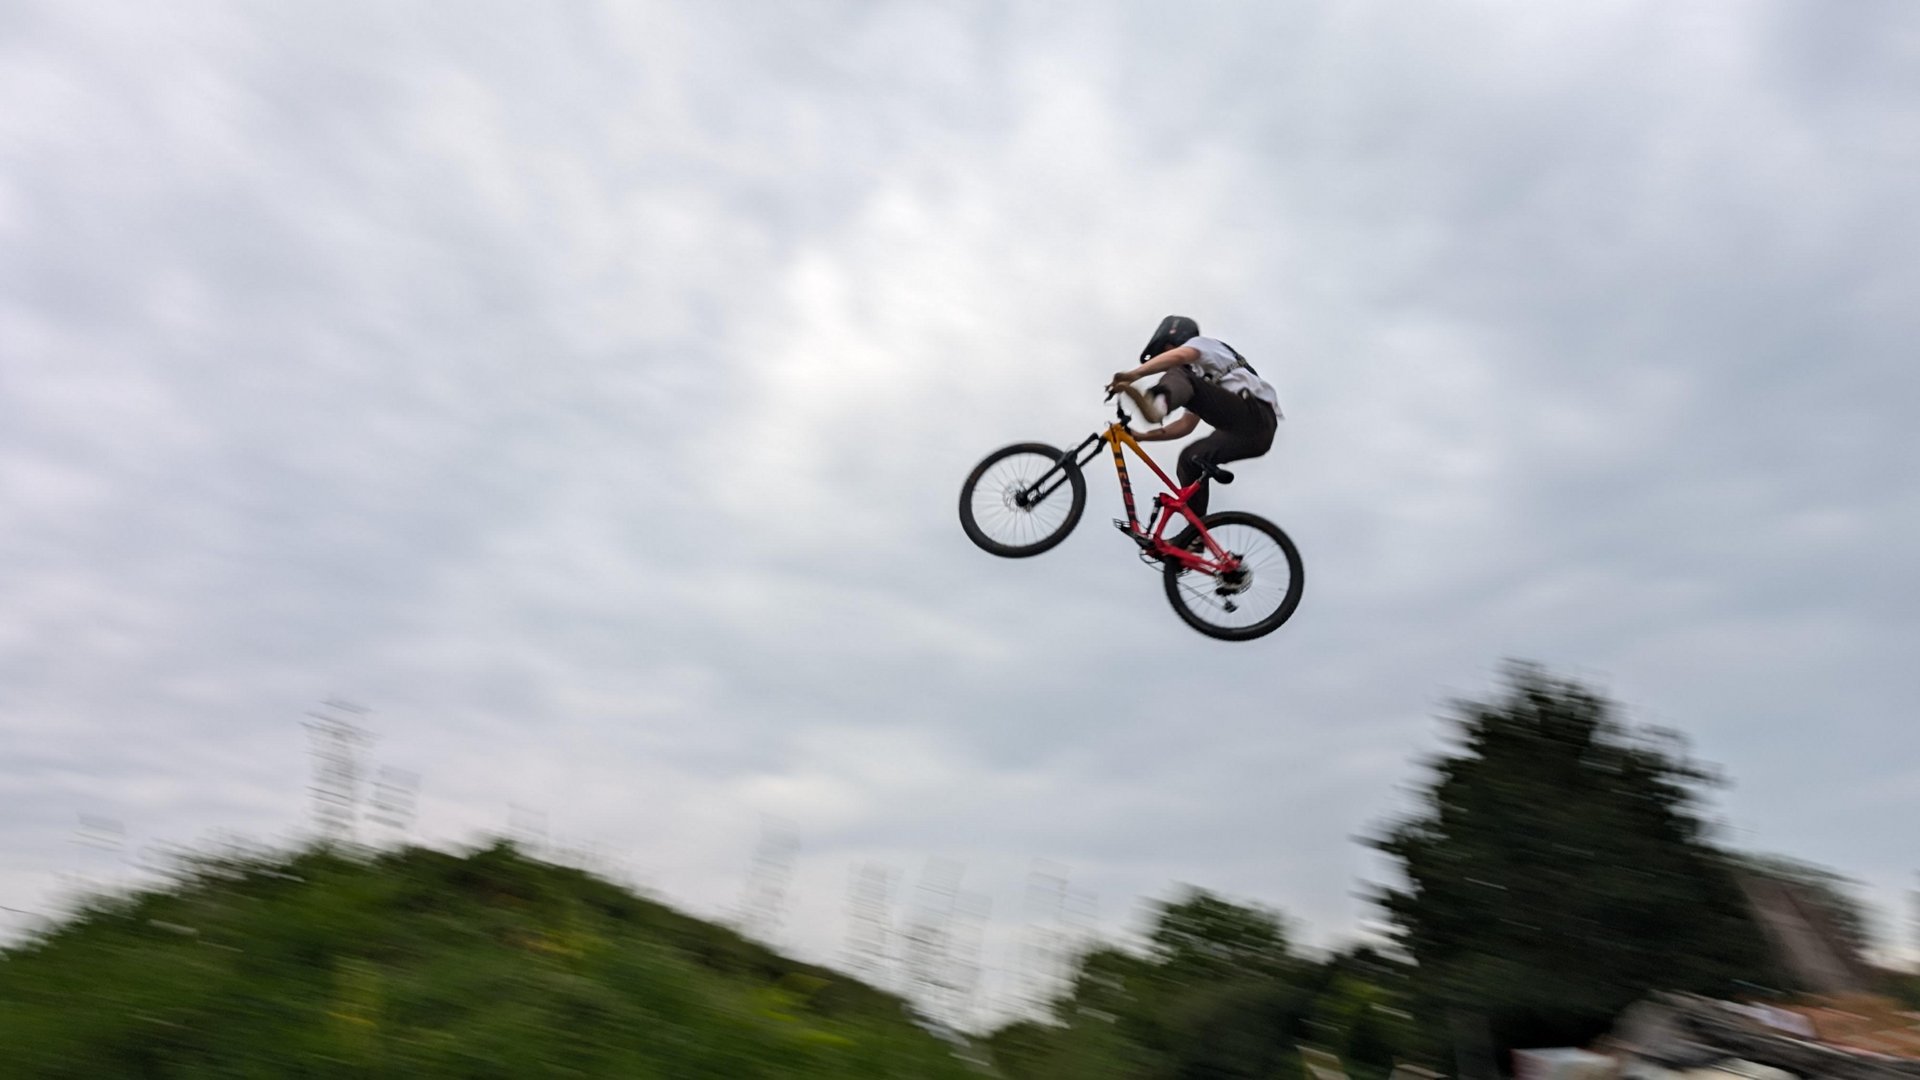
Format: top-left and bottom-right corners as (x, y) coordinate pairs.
(1300, 948), (1424, 1080)
(1371, 664), (1771, 1059)
(1147, 889), (1294, 982)
(995, 889), (1312, 1080)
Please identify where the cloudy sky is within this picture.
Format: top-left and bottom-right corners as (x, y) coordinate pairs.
(3, 0), (1916, 1020)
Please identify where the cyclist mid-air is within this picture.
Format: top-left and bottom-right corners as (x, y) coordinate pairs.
(1104, 315), (1283, 528)
(958, 314), (1302, 641)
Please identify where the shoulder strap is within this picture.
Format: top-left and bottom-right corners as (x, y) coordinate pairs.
(1219, 340), (1257, 376)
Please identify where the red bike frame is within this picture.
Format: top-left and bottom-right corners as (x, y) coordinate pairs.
(1039, 412), (1243, 575)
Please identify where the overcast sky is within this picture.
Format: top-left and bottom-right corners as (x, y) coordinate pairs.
(3, 0), (1916, 1022)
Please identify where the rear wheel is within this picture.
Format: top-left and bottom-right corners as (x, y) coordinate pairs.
(1162, 511), (1303, 640)
(959, 443), (1086, 557)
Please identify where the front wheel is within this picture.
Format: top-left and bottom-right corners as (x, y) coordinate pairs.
(1162, 511), (1303, 641)
(959, 443), (1086, 557)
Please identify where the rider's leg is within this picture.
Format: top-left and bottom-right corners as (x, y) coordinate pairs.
(1150, 366), (1197, 413)
(1173, 385), (1278, 521)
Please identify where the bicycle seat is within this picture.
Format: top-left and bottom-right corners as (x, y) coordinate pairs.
(1197, 461), (1235, 485)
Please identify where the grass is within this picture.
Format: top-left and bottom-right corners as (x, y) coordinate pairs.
(0, 840), (978, 1079)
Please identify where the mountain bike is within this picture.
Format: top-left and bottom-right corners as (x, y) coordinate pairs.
(958, 394), (1303, 641)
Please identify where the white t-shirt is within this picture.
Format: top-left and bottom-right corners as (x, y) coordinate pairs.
(1181, 336), (1282, 416)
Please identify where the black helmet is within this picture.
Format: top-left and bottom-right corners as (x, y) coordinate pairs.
(1141, 315), (1200, 361)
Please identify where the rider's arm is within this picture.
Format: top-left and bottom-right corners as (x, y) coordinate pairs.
(1112, 345), (1198, 387)
(1133, 413), (1200, 442)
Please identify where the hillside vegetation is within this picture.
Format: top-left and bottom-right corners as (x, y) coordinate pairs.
(5, 668), (1891, 1080)
(0, 842), (975, 1079)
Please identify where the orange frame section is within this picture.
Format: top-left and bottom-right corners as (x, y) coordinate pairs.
(1100, 421), (1231, 567)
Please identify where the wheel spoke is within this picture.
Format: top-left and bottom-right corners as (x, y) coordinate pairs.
(960, 445), (1086, 558)
(1162, 513), (1302, 639)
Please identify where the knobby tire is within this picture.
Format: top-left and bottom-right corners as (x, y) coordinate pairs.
(1161, 510), (1303, 641)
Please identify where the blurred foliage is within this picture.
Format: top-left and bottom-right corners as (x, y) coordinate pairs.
(8, 664), (1896, 1078)
(1147, 889), (1294, 982)
(0, 841), (973, 1079)
(1371, 663), (1774, 1060)
(984, 664), (1902, 1077)
(1299, 947), (1425, 1080)
(987, 889), (1427, 1080)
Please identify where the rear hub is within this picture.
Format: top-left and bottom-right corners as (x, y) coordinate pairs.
(1215, 562), (1251, 596)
